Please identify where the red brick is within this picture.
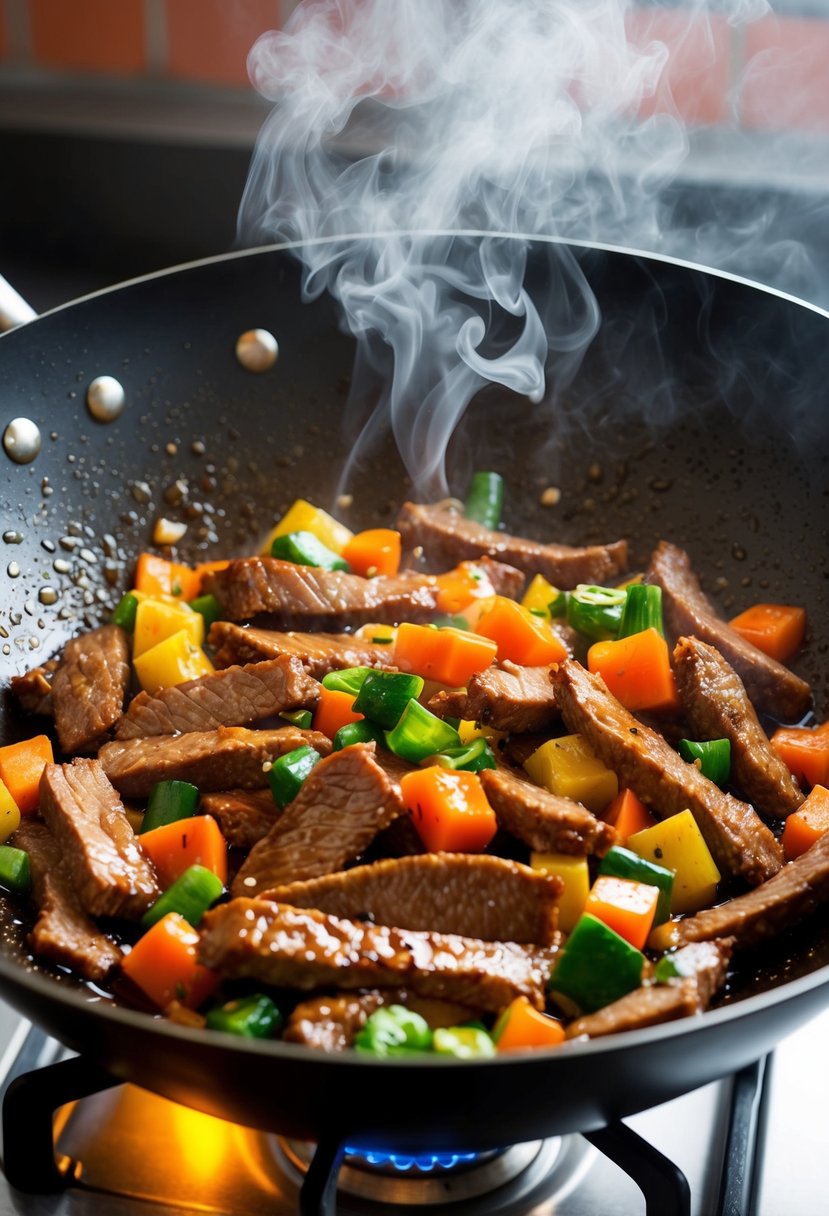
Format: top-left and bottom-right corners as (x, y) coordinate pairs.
(164, 0), (282, 88)
(626, 6), (732, 127)
(740, 17), (829, 134)
(30, 0), (146, 74)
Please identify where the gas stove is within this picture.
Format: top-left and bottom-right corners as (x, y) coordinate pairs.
(0, 998), (826, 1215)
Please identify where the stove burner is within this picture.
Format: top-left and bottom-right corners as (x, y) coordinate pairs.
(275, 1135), (595, 1212)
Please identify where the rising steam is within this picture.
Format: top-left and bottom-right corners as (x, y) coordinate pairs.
(239, 0), (780, 497)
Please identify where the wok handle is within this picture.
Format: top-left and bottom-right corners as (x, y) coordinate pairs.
(0, 274), (37, 331)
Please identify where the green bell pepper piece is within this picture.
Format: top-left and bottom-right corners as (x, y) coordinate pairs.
(678, 737), (731, 786)
(271, 530), (350, 572)
(354, 1005), (433, 1056)
(206, 993), (282, 1038)
(549, 914), (644, 1014)
(599, 845), (674, 925)
(353, 671), (425, 730)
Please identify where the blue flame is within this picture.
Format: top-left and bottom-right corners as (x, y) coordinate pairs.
(343, 1146), (483, 1173)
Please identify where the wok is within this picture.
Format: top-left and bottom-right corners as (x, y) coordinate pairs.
(0, 237), (828, 1167)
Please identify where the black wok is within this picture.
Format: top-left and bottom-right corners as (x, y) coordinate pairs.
(0, 238), (828, 1160)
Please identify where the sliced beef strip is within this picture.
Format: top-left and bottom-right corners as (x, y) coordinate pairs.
(673, 636), (804, 820)
(50, 624), (130, 753)
(13, 819), (122, 982)
(397, 500), (628, 589)
(199, 788), (281, 849)
(231, 743), (405, 897)
(480, 765), (616, 857)
(199, 899), (558, 1011)
(99, 725), (331, 799)
(208, 622), (397, 677)
(115, 655), (319, 740)
(673, 829), (829, 950)
(429, 662), (561, 734)
(265, 853), (561, 945)
(551, 660), (783, 886)
(10, 658), (58, 716)
(39, 759), (159, 919)
(646, 541), (811, 723)
(204, 558), (441, 629)
(283, 990), (478, 1051)
(564, 939), (733, 1040)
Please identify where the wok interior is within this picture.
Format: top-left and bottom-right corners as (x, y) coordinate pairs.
(0, 239), (828, 1137)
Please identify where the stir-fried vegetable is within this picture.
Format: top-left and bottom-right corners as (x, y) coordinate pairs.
(627, 810), (721, 915)
(565, 584), (626, 641)
(549, 914), (644, 1014)
(206, 993), (283, 1039)
(141, 863), (224, 929)
(141, 780), (200, 834)
(524, 734), (618, 815)
(617, 583), (664, 639)
(494, 997), (565, 1051)
(353, 670), (425, 730)
(602, 788), (657, 843)
(355, 1005), (433, 1056)
(385, 699), (461, 763)
(781, 784), (829, 860)
(139, 815), (228, 888)
(464, 470), (504, 530)
(267, 745), (321, 808)
(342, 528), (402, 577)
(530, 852), (589, 932)
(312, 687), (364, 740)
(678, 737), (731, 786)
(475, 596), (567, 665)
(0, 845), (31, 894)
(393, 622), (496, 688)
(771, 722), (829, 789)
(599, 845), (674, 925)
(729, 602), (806, 663)
(111, 591), (140, 632)
(588, 628), (678, 714)
(400, 766), (497, 851)
(0, 735), (53, 815)
(122, 912), (218, 1010)
(0, 780), (20, 844)
(271, 530), (350, 572)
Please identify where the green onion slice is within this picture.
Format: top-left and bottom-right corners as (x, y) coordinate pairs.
(271, 530), (349, 572)
(111, 592), (140, 633)
(141, 780), (200, 834)
(385, 699), (461, 764)
(464, 471), (504, 531)
(268, 745), (321, 808)
(354, 1005), (433, 1056)
(188, 593), (221, 632)
(141, 863), (224, 929)
(206, 993), (282, 1039)
(353, 671), (425, 731)
(618, 583), (664, 639)
(0, 845), (31, 895)
(333, 720), (384, 750)
(424, 737), (496, 773)
(321, 667), (373, 697)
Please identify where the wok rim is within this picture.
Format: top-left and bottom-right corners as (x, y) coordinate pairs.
(1, 230), (827, 335)
(0, 230), (828, 1082)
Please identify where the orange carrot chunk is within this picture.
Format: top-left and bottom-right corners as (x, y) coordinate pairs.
(583, 874), (659, 950)
(433, 561), (497, 615)
(393, 622), (497, 688)
(313, 686), (364, 740)
(771, 722), (829, 790)
(134, 553), (201, 601)
(0, 735), (54, 815)
(603, 788), (657, 843)
(139, 815), (228, 889)
(728, 603), (806, 664)
(781, 784), (829, 860)
(400, 766), (497, 853)
(587, 628), (679, 714)
(474, 596), (567, 666)
(342, 529), (402, 578)
(121, 912), (218, 1010)
(494, 996), (566, 1051)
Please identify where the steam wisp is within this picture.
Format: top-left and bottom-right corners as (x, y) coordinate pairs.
(238, 0), (825, 497)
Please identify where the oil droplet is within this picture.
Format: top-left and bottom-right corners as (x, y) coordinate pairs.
(38, 587), (58, 605)
(2, 531), (23, 544)
(7, 562), (21, 577)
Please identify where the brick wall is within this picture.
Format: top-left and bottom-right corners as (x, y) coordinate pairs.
(0, 1), (827, 132)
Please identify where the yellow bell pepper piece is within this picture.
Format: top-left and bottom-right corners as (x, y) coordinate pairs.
(0, 779), (21, 844)
(627, 809), (721, 914)
(353, 622), (397, 646)
(530, 851), (590, 933)
(133, 597), (204, 659)
(260, 498), (353, 557)
(457, 719), (507, 748)
(521, 574), (559, 620)
(524, 734), (618, 815)
(133, 629), (214, 694)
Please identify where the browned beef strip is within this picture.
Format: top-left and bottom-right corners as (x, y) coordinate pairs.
(114, 656), (319, 740)
(99, 725), (331, 798)
(204, 558), (441, 629)
(564, 939), (732, 1040)
(49, 624), (130, 753)
(199, 899), (558, 1011)
(199, 788), (281, 849)
(10, 658), (58, 716)
(396, 501), (628, 589)
(39, 759), (159, 918)
(480, 765), (616, 857)
(284, 990), (478, 1051)
(673, 636), (804, 820)
(646, 542), (811, 722)
(551, 660), (783, 886)
(208, 622), (397, 676)
(265, 853), (561, 944)
(13, 820), (122, 981)
(429, 662), (561, 734)
(232, 743), (405, 897)
(283, 991), (388, 1051)
(673, 829), (829, 950)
